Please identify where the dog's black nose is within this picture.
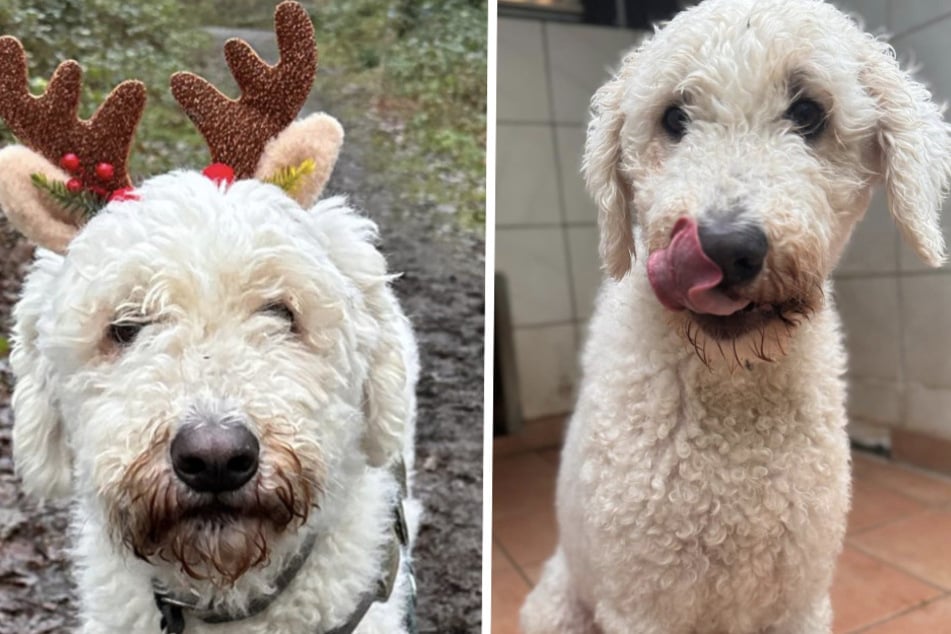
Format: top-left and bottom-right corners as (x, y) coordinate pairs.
(697, 219), (768, 287)
(170, 421), (260, 493)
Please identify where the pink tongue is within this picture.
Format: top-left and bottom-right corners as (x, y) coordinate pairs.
(647, 218), (751, 316)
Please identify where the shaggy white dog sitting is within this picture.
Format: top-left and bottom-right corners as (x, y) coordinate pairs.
(521, 1), (951, 633)
(0, 3), (420, 632)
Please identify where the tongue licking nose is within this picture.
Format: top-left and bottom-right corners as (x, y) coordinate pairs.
(647, 218), (752, 316)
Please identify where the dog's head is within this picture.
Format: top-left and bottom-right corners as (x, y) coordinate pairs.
(1, 1), (413, 588)
(586, 0), (951, 363)
(10, 172), (412, 585)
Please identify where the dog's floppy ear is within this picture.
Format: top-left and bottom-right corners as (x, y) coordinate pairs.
(361, 304), (415, 468)
(863, 44), (951, 267)
(584, 50), (638, 280)
(9, 282), (72, 498)
(303, 199), (415, 468)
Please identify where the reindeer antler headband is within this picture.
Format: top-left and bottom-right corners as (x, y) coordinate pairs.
(171, 0), (317, 180)
(0, 37), (146, 194)
(0, 1), (344, 253)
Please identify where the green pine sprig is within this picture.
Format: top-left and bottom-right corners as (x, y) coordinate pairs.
(30, 173), (106, 221)
(264, 159), (316, 195)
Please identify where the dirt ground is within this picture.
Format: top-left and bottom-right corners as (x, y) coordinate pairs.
(0, 118), (484, 631)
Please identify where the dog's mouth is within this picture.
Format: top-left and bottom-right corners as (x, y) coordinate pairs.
(180, 499), (256, 525)
(647, 218), (817, 343)
(687, 298), (811, 340)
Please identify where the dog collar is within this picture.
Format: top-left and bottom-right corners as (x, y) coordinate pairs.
(153, 461), (413, 634)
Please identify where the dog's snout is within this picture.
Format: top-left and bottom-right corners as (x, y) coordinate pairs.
(697, 219), (768, 287)
(170, 421), (260, 493)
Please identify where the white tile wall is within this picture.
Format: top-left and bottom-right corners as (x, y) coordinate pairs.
(901, 275), (951, 386)
(496, 17), (645, 421)
(498, 20), (551, 122)
(545, 23), (642, 124)
(566, 226), (602, 320)
(513, 324), (580, 419)
(834, 0), (889, 31)
(496, 125), (563, 226)
(555, 125), (598, 224)
(836, 277), (902, 381)
(847, 377), (902, 427)
(496, 227), (574, 326)
(836, 192), (897, 275)
(905, 383), (951, 439)
(889, 0), (950, 36)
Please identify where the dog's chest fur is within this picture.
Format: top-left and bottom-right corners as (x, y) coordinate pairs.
(557, 272), (850, 631)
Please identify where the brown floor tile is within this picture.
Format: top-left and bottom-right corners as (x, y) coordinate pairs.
(492, 568), (530, 634)
(852, 452), (951, 506)
(537, 448), (561, 466)
(494, 452), (558, 521)
(848, 478), (926, 535)
(860, 595), (951, 633)
(851, 509), (951, 590)
(494, 504), (558, 569)
(831, 547), (941, 633)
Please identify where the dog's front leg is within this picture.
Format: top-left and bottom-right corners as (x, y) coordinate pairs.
(766, 594), (832, 634)
(521, 549), (602, 634)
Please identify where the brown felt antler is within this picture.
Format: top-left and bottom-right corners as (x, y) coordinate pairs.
(170, 1), (317, 179)
(0, 36), (146, 194)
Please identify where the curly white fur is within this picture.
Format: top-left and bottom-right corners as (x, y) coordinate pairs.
(10, 171), (419, 633)
(521, 1), (951, 633)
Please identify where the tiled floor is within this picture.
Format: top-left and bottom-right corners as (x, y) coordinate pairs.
(493, 446), (951, 633)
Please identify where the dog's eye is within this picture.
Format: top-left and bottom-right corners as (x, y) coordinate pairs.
(662, 105), (689, 139)
(108, 321), (144, 346)
(259, 302), (296, 329)
(785, 98), (826, 139)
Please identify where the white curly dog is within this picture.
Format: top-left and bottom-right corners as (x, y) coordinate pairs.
(521, 1), (951, 633)
(11, 176), (420, 634)
(1, 4), (420, 633)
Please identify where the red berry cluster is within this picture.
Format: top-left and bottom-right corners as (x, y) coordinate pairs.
(59, 153), (117, 198)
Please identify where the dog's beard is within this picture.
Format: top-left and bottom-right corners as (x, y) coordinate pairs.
(680, 301), (811, 367)
(110, 434), (320, 586)
(678, 287), (822, 368)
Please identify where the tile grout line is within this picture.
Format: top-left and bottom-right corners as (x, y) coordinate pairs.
(498, 221), (599, 230)
(834, 267), (951, 279)
(512, 319), (578, 330)
(498, 118), (586, 127)
(850, 591), (951, 633)
(847, 505), (933, 538)
(890, 10), (951, 42)
(540, 21), (583, 350)
(493, 537), (537, 589)
(847, 540), (950, 594)
(856, 456), (951, 488)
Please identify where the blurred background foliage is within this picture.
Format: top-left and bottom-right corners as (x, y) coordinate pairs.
(0, 0), (486, 227)
(312, 0), (487, 226)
